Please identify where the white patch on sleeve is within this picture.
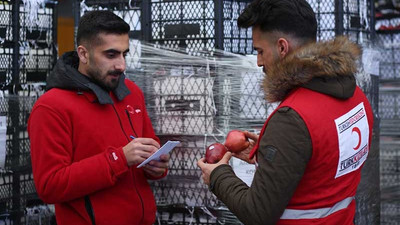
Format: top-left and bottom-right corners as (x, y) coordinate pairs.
(334, 102), (369, 179)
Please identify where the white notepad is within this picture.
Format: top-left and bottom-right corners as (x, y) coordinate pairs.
(137, 141), (180, 168)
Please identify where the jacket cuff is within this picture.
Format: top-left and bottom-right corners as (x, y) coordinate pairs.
(209, 164), (233, 191)
(106, 147), (129, 180)
(144, 168), (168, 180)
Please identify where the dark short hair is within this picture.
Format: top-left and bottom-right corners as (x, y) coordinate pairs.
(238, 0), (317, 42)
(76, 10), (130, 46)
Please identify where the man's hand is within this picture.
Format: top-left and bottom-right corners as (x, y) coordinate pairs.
(197, 152), (232, 185)
(142, 154), (170, 177)
(231, 130), (258, 164)
(122, 138), (160, 167)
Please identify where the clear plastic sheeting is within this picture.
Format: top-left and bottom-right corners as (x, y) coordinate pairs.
(127, 43), (270, 224)
(126, 42), (272, 137)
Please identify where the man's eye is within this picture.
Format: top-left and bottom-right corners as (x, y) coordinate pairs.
(107, 53), (115, 58)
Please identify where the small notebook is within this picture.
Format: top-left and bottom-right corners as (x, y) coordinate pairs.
(137, 141), (180, 168)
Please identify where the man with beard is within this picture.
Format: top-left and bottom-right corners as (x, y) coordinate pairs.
(197, 0), (373, 224)
(28, 11), (169, 225)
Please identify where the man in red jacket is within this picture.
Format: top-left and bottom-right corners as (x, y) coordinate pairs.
(197, 0), (373, 224)
(28, 11), (169, 225)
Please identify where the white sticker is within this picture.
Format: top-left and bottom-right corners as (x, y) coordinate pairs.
(334, 103), (369, 178)
(362, 48), (380, 76)
(231, 157), (256, 187)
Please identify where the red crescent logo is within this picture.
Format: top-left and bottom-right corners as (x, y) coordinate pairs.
(352, 127), (361, 150)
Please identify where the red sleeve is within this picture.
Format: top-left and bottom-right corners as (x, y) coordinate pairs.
(28, 104), (129, 204)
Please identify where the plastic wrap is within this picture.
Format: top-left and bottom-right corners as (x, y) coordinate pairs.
(126, 43), (271, 224)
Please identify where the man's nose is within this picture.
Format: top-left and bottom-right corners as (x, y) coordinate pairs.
(115, 56), (126, 71)
(257, 55), (263, 67)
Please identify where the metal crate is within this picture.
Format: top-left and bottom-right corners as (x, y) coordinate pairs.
(380, 137), (400, 188)
(127, 50), (271, 136)
(378, 33), (400, 82)
(379, 87), (400, 135)
(380, 137), (400, 225)
(151, 135), (223, 207)
(151, 135), (242, 225)
(150, 0), (252, 55)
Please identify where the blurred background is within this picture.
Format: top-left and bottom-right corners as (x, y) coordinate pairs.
(0, 0), (398, 224)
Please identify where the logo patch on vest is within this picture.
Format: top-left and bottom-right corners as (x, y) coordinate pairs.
(334, 102), (369, 178)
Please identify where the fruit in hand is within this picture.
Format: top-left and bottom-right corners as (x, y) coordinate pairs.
(205, 143), (228, 164)
(224, 130), (250, 153)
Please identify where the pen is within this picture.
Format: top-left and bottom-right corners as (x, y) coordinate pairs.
(130, 135), (135, 139)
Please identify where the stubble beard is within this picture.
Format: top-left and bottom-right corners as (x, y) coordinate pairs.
(87, 67), (121, 91)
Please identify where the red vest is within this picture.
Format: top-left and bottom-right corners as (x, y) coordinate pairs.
(250, 87), (373, 225)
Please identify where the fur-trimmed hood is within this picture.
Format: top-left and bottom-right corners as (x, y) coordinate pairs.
(264, 36), (361, 102)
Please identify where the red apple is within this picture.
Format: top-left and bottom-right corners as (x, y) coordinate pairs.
(205, 143), (228, 164)
(224, 130), (250, 153)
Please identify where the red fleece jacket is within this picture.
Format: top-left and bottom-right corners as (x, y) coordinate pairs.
(28, 80), (164, 225)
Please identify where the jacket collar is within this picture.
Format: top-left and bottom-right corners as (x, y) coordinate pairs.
(80, 74), (130, 104)
(46, 51), (130, 105)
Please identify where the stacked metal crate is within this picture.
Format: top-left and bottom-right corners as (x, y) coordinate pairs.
(144, 1), (258, 223)
(375, 0), (400, 222)
(0, 0), (57, 224)
(76, 0), (379, 224)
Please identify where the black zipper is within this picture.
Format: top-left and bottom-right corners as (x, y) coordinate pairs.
(131, 170), (145, 224)
(85, 196), (96, 225)
(112, 105), (130, 142)
(125, 109), (138, 138)
(114, 105), (144, 223)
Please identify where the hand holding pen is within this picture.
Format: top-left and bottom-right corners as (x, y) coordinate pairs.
(129, 135), (170, 177)
(122, 136), (160, 167)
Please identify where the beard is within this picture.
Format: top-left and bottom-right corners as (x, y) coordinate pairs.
(263, 51), (280, 77)
(87, 67), (123, 91)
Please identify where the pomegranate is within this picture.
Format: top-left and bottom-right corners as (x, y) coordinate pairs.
(205, 143), (228, 164)
(224, 130), (250, 153)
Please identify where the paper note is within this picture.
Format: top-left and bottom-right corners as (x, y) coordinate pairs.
(137, 141), (180, 168)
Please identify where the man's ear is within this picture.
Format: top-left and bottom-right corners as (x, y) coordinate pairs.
(277, 38), (290, 59)
(77, 45), (89, 64)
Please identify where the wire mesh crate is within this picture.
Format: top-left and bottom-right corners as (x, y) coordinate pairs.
(0, 1), (57, 220)
(151, 135), (242, 225)
(380, 137), (400, 188)
(127, 46), (271, 136)
(380, 136), (400, 225)
(150, 0), (252, 55)
(377, 33), (400, 82)
(0, 3), (13, 90)
(379, 87), (400, 135)
(0, 96), (37, 172)
(150, 73), (218, 135)
(18, 2), (57, 86)
(381, 199), (400, 225)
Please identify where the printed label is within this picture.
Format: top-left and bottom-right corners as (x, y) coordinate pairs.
(334, 103), (369, 178)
